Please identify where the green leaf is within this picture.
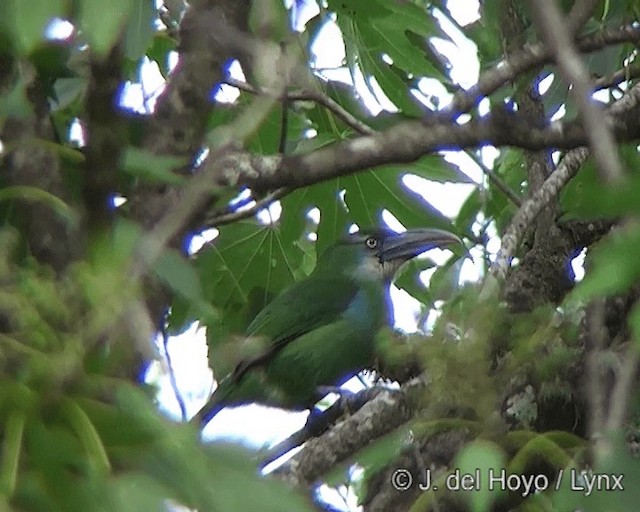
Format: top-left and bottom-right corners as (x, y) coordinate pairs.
(365, 9), (444, 79)
(0, 77), (33, 118)
(0, 186), (78, 227)
(356, 34), (425, 115)
(29, 42), (76, 102)
(569, 227), (640, 302)
(410, 155), (475, 184)
(52, 77), (88, 111)
(342, 166), (454, 232)
(154, 250), (203, 302)
(313, 182), (352, 255)
(583, 43), (629, 82)
(124, 0), (156, 61)
(561, 145), (640, 219)
(155, 250), (219, 329)
(114, 386), (312, 512)
(463, 1), (502, 68)
(246, 102), (307, 155)
(80, 0), (135, 57)
(541, 69), (569, 119)
(486, 148), (524, 233)
(120, 147), (187, 184)
(394, 257), (436, 304)
(428, 255), (464, 303)
(455, 188), (482, 233)
(146, 33), (177, 78)
(12, 0), (64, 54)
(330, 0), (448, 81)
(332, 2), (429, 115)
(110, 474), (169, 512)
(197, 221), (305, 337)
(455, 441), (506, 512)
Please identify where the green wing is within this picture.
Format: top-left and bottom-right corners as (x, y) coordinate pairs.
(195, 277), (381, 425)
(245, 276), (360, 344)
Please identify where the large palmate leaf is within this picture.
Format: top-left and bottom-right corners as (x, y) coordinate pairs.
(329, 0), (449, 116)
(342, 165), (455, 230)
(197, 219), (305, 340)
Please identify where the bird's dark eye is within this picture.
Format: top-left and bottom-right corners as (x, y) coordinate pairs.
(365, 237), (378, 249)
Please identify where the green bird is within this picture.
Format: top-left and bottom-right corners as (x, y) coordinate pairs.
(192, 227), (462, 427)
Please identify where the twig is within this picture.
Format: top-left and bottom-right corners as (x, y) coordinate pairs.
(594, 63), (640, 91)
(490, 147), (590, 279)
(204, 187), (288, 227)
(441, 23), (640, 119)
(585, 299), (640, 461)
(490, 81), (640, 279)
(585, 300), (607, 439)
(469, 152), (522, 208)
(224, 78), (376, 135)
(161, 320), (188, 422)
(529, 0), (625, 184)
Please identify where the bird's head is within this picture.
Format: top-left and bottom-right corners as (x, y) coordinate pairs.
(315, 227), (463, 283)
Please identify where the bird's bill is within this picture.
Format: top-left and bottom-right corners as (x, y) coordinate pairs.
(378, 228), (462, 262)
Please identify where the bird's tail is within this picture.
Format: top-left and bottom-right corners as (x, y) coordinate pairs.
(190, 376), (234, 428)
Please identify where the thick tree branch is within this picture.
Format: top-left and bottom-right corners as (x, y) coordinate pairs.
(128, 0), (252, 234)
(146, 0), (252, 157)
(276, 377), (426, 487)
(127, 18), (640, 239)
(492, 147), (589, 280)
(124, 17), (640, 248)
(235, 105), (640, 193)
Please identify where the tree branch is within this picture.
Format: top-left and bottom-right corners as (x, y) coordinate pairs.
(529, 0), (625, 184)
(0, 58), (81, 272)
(224, 78), (376, 136)
(441, 22), (640, 118)
(237, 104), (640, 193)
(128, 0), (253, 237)
(566, 0), (602, 34)
(276, 377), (426, 487)
(469, 152), (522, 208)
(491, 82), (640, 278)
(203, 187), (289, 228)
(594, 63), (640, 91)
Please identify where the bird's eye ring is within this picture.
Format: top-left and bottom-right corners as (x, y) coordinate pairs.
(365, 237), (378, 249)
